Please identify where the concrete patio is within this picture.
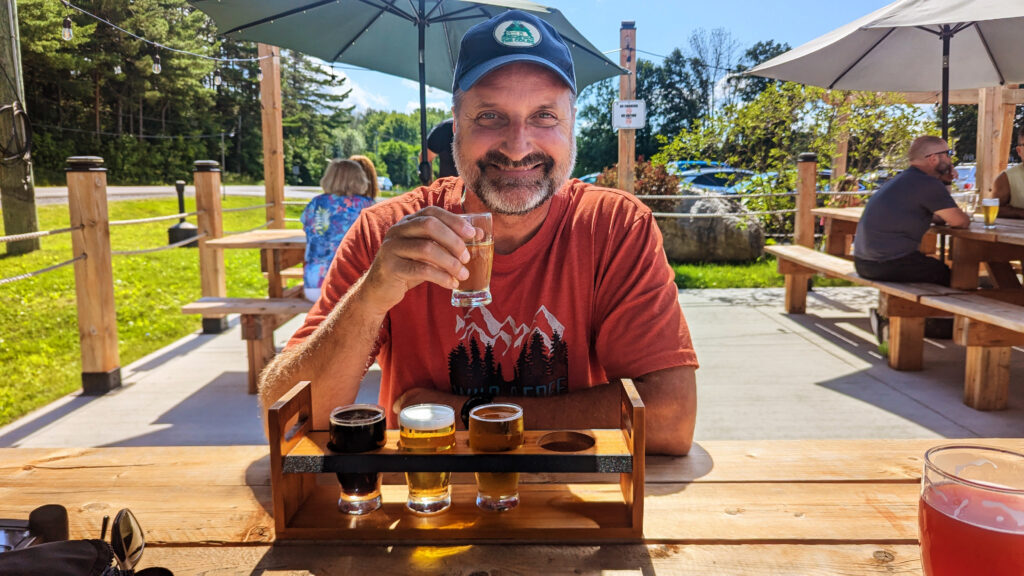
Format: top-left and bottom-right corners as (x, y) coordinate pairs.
(1, 286), (1021, 448)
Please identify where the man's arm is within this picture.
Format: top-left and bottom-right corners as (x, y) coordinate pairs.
(933, 206), (970, 228)
(993, 173), (1024, 218)
(395, 365), (697, 456)
(258, 207), (477, 433)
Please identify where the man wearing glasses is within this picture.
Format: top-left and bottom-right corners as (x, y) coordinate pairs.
(853, 136), (970, 342)
(992, 127), (1024, 219)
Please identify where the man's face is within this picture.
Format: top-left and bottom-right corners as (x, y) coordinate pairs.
(453, 62), (576, 216)
(925, 144), (955, 184)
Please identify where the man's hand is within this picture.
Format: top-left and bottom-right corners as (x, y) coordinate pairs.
(361, 207), (477, 315)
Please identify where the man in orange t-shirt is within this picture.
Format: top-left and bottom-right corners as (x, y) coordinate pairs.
(259, 10), (698, 455)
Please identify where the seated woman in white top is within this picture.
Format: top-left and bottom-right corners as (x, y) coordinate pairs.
(993, 129), (1024, 219)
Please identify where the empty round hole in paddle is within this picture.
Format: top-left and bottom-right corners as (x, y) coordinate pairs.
(538, 431), (595, 452)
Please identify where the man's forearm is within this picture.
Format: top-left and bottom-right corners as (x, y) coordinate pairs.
(395, 366), (697, 456)
(998, 205), (1024, 219)
(258, 274), (387, 432)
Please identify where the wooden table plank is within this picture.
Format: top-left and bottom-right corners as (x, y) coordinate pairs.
(206, 229), (306, 250)
(142, 544), (924, 575)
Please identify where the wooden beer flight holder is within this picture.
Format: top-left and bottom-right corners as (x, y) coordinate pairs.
(268, 379), (645, 542)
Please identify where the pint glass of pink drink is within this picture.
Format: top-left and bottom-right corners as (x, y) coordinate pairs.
(918, 444), (1024, 575)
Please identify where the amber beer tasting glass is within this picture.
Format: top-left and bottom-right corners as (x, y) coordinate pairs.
(469, 403), (525, 511)
(918, 444), (1024, 575)
(452, 212), (493, 307)
(328, 404), (386, 515)
(399, 404), (456, 514)
(982, 197), (1000, 229)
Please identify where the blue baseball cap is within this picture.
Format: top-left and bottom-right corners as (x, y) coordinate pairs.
(453, 10), (576, 94)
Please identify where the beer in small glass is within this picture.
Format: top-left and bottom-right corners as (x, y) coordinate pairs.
(919, 444), (1024, 575)
(399, 404), (456, 514)
(328, 404), (386, 515)
(452, 212), (493, 307)
(469, 403), (525, 511)
(982, 197), (1000, 229)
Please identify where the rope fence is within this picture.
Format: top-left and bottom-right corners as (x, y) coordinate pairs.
(109, 211), (199, 226)
(0, 225), (83, 244)
(651, 209), (797, 218)
(111, 233), (207, 256)
(0, 254), (86, 286)
(222, 203), (273, 214)
(283, 201), (308, 206)
(285, 218), (300, 223)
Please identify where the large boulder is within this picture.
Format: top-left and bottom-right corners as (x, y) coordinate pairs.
(654, 195), (765, 262)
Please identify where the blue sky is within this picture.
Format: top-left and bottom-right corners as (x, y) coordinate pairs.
(336, 0), (896, 113)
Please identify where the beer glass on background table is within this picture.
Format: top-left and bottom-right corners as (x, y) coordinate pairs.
(328, 404), (386, 515)
(982, 197), (1000, 229)
(452, 212), (493, 307)
(399, 404), (456, 514)
(918, 444), (1024, 575)
(469, 403), (525, 512)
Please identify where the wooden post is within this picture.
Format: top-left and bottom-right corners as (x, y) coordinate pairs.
(194, 160), (227, 334)
(616, 22), (636, 194)
(259, 43), (285, 229)
(783, 153), (818, 314)
(0, 0), (38, 255)
(975, 86), (1014, 198)
(66, 156), (120, 394)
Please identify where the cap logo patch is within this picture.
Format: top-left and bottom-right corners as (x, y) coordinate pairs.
(494, 20), (541, 48)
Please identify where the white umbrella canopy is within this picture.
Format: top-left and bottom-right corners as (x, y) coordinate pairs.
(746, 0), (1024, 138)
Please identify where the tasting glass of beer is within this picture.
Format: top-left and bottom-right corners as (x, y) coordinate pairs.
(919, 444), (1024, 576)
(328, 404), (386, 515)
(982, 197), (1000, 229)
(452, 212), (493, 307)
(469, 403), (525, 512)
(399, 404), (456, 514)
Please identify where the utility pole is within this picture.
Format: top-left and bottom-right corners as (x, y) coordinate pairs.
(0, 0), (38, 254)
(617, 22), (637, 194)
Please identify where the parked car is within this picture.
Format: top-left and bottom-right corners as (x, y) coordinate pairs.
(578, 172), (600, 184)
(729, 170), (869, 195)
(676, 167), (754, 194)
(376, 176), (393, 191)
(953, 163), (976, 191)
(666, 160), (726, 175)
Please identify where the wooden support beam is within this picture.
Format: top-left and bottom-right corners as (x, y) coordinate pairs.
(953, 316), (1024, 347)
(878, 294), (941, 318)
(888, 317), (924, 371)
(194, 161), (227, 333)
(259, 44), (285, 229)
(783, 274), (810, 314)
(616, 22), (637, 194)
(896, 87), (1024, 105)
(963, 346), (1011, 411)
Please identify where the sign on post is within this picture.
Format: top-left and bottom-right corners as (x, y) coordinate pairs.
(612, 100), (647, 130)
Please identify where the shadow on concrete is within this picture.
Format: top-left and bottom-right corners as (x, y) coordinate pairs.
(127, 317), (240, 375)
(0, 395), (102, 447)
(101, 371), (266, 447)
(782, 311), (1024, 438)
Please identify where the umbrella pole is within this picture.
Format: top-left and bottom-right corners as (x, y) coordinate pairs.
(417, 0), (431, 186)
(941, 25), (950, 141)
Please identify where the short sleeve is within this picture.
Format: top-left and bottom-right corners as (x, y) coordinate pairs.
(921, 180), (957, 213)
(592, 211), (698, 378)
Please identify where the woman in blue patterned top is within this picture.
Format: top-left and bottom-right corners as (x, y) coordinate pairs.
(301, 159), (375, 301)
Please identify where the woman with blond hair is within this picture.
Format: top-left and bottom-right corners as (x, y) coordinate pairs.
(349, 154), (381, 199)
(300, 159), (374, 302)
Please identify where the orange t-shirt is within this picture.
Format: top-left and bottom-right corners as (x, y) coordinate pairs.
(288, 178), (699, 425)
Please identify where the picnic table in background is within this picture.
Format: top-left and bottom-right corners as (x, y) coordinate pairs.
(6, 439), (1021, 573)
(205, 229), (307, 298)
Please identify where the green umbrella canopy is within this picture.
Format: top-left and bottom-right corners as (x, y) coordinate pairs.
(191, 0), (625, 183)
(189, 0), (624, 93)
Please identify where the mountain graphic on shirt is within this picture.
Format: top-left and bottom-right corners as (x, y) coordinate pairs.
(449, 306), (569, 397)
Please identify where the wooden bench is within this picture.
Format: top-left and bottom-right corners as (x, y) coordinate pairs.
(182, 297), (313, 394)
(264, 265), (304, 280)
(766, 244), (1023, 410)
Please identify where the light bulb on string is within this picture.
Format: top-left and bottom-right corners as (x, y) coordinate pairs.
(152, 53), (161, 74)
(256, 67), (263, 82)
(214, 68), (222, 86)
(113, 64), (122, 75)
(62, 16), (73, 41)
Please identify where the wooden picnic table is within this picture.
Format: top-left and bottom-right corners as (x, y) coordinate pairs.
(206, 229), (307, 298)
(2, 439), (1020, 573)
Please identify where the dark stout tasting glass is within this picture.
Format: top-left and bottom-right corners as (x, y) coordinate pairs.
(328, 404), (386, 515)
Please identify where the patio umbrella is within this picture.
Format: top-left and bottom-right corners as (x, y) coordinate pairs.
(745, 0), (1024, 140)
(190, 0), (625, 183)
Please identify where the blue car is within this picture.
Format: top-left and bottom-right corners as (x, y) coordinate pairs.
(677, 167), (754, 194)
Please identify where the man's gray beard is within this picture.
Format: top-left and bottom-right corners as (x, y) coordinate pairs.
(454, 137), (577, 216)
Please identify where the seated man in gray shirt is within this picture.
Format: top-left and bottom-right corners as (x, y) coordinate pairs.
(854, 135), (970, 286)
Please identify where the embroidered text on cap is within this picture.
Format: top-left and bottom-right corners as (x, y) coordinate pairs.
(494, 20), (541, 48)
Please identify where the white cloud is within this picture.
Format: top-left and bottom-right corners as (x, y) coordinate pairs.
(400, 79), (451, 99)
(346, 80), (390, 112)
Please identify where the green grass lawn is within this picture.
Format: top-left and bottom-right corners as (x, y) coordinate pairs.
(0, 197), (845, 428)
(0, 196), (303, 427)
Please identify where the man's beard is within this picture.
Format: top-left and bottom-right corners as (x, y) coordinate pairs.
(937, 158), (955, 184)
(454, 134), (576, 216)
